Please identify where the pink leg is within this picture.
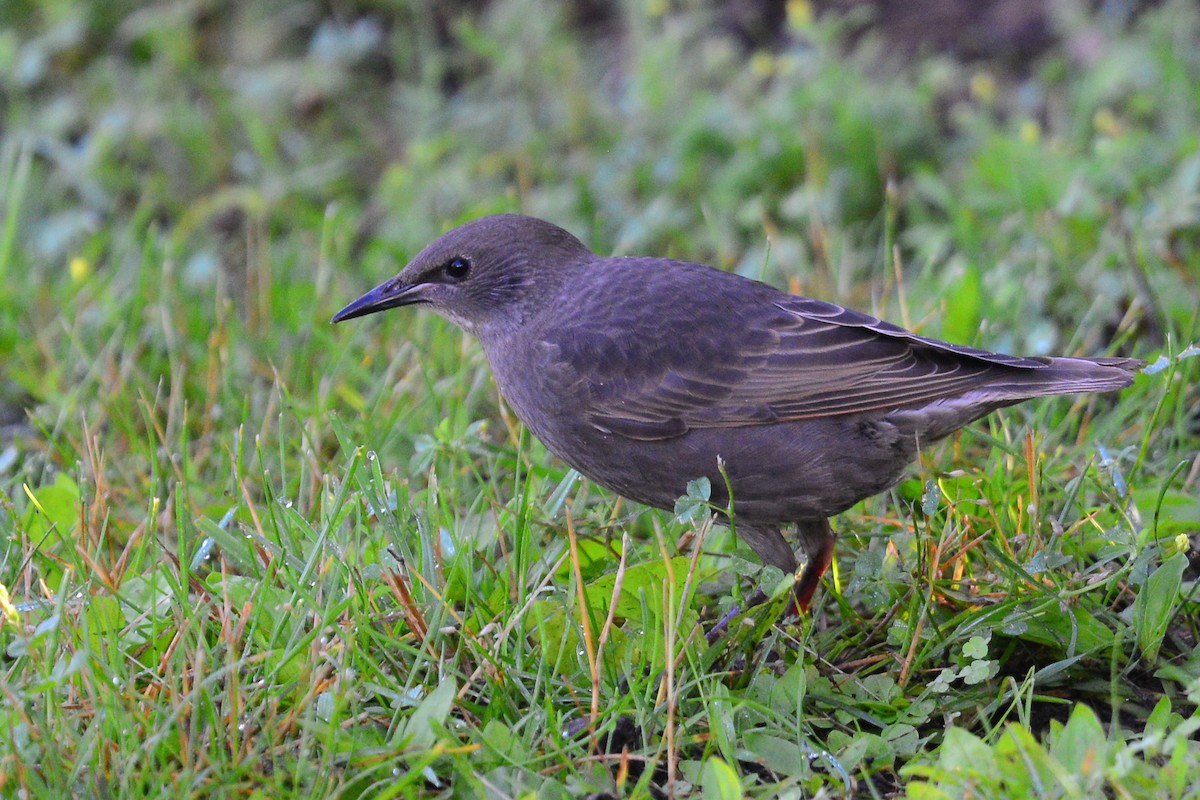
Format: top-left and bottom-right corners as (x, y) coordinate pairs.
(792, 519), (835, 613)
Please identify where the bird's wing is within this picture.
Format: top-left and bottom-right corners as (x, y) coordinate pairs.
(546, 290), (1049, 442)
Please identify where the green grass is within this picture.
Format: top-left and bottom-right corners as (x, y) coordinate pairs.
(2, 1), (1199, 797)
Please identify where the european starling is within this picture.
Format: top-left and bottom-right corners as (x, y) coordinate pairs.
(334, 214), (1142, 613)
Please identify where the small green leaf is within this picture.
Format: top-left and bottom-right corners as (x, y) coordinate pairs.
(481, 719), (529, 763)
(743, 733), (811, 778)
(528, 557), (700, 657)
(929, 668), (958, 693)
(700, 757), (742, 800)
(830, 731), (872, 772)
(674, 476), (712, 522)
(1135, 551), (1187, 662)
(858, 673), (901, 704)
(1005, 603), (1114, 653)
(1145, 695), (1176, 734)
(960, 659), (998, 685)
(928, 727), (998, 781)
(1048, 703), (1107, 776)
(398, 678), (456, 751)
(21, 474), (81, 543)
(883, 723), (920, 757)
(994, 725), (1049, 793)
(962, 633), (990, 660)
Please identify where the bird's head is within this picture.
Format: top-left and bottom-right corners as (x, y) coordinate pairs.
(332, 214), (590, 338)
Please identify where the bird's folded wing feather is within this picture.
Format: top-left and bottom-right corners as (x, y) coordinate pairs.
(546, 293), (1049, 441)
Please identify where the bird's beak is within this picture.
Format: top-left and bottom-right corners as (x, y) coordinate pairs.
(331, 279), (426, 323)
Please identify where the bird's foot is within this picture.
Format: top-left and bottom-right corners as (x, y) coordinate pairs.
(705, 588), (770, 644)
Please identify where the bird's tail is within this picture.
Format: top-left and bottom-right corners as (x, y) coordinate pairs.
(891, 355), (1143, 442)
(986, 356), (1144, 398)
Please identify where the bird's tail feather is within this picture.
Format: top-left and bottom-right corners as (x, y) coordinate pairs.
(891, 355), (1143, 442)
(986, 356), (1144, 398)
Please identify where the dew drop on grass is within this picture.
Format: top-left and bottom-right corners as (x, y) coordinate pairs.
(316, 692), (334, 721)
(439, 527), (457, 557)
(1096, 444), (1128, 496)
(1142, 354), (1171, 374)
(189, 537), (216, 570)
(367, 450), (377, 462)
(921, 480), (940, 516)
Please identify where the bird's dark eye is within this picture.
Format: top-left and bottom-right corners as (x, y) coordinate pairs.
(445, 257), (471, 280)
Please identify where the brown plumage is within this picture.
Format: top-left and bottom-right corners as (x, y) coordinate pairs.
(334, 214), (1142, 614)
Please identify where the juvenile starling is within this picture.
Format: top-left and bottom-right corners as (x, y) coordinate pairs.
(334, 214), (1141, 613)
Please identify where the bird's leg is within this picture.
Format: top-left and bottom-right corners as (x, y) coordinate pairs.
(705, 524), (797, 643)
(704, 521), (837, 642)
(793, 518), (835, 613)
(738, 524), (800, 576)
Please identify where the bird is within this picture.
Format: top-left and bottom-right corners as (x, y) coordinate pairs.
(333, 213), (1142, 616)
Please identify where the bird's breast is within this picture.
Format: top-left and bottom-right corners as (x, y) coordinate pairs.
(484, 336), (595, 440)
